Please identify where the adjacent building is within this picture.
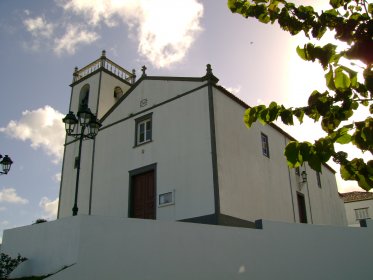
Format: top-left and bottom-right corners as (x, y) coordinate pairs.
(57, 51), (347, 226)
(341, 191), (373, 226)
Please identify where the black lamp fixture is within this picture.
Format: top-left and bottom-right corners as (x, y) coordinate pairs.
(298, 170), (307, 190)
(62, 104), (102, 216)
(301, 171), (307, 183)
(0, 154), (13, 175)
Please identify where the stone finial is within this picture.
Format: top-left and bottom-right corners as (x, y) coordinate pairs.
(202, 63), (219, 84)
(132, 69), (136, 84)
(206, 64), (213, 75)
(141, 65), (147, 77)
(73, 67), (79, 82)
(101, 50), (106, 58)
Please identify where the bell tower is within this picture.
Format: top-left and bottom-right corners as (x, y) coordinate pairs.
(58, 51), (136, 218)
(69, 50), (136, 119)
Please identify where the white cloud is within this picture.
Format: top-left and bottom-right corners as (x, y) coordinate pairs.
(61, 0), (204, 67)
(0, 106), (65, 164)
(53, 173), (62, 183)
(135, 0), (203, 68)
(24, 16), (54, 38)
(60, 0), (121, 26)
(0, 188), (28, 204)
(54, 24), (99, 55)
(39, 197), (59, 219)
(22, 16), (55, 51)
(0, 206), (6, 211)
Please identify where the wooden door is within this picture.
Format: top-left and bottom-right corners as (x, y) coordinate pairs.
(297, 192), (308, 224)
(131, 171), (155, 219)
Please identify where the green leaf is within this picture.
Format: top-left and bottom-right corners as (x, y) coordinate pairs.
(330, 0), (345, 9)
(268, 102), (279, 122)
(334, 67), (350, 90)
(325, 66), (335, 90)
(296, 46), (307, 60)
(285, 141), (301, 168)
(299, 141), (312, 162)
(259, 107), (269, 125)
(336, 132), (351, 144)
(308, 154), (322, 172)
(294, 109), (304, 123)
(315, 138), (334, 162)
(308, 90), (321, 106)
(280, 109), (294, 125)
(227, 0), (239, 12)
(340, 164), (353, 180)
(369, 3), (373, 15)
(244, 107), (258, 128)
(321, 116), (341, 133)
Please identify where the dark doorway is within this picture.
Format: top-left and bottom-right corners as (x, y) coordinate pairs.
(130, 170), (155, 219)
(297, 192), (308, 223)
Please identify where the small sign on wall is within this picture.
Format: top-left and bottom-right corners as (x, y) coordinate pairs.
(158, 191), (175, 207)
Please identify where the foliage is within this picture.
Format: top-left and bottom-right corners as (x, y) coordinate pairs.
(0, 253), (27, 279)
(228, 0), (373, 191)
(32, 219), (47, 225)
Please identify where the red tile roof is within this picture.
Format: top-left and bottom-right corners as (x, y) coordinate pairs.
(340, 191), (373, 203)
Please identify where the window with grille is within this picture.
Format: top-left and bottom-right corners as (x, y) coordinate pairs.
(316, 171), (322, 188)
(135, 113), (152, 146)
(261, 133), (269, 158)
(355, 208), (370, 220)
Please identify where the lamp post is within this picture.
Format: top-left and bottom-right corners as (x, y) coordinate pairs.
(62, 104), (102, 216)
(0, 154), (13, 175)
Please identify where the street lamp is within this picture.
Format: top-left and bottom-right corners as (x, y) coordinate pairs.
(62, 104), (102, 216)
(0, 154), (13, 175)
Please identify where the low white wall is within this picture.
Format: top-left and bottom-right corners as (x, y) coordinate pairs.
(0, 217), (81, 278)
(2, 216), (372, 279)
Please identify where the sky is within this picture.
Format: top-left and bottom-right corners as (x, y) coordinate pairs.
(0, 0), (369, 242)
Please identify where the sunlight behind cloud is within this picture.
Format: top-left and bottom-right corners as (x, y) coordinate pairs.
(60, 0), (203, 67)
(0, 188), (28, 204)
(0, 106), (65, 164)
(136, 0), (203, 68)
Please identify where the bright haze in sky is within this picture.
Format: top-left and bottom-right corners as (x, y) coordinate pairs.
(0, 0), (368, 242)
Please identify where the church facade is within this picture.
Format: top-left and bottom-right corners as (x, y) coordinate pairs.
(57, 51), (347, 226)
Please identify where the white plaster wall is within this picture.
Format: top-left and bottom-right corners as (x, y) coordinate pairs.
(69, 73), (101, 115)
(90, 82), (215, 220)
(305, 165), (347, 225)
(344, 199), (373, 226)
(104, 79), (205, 125)
(58, 140), (94, 218)
(213, 88), (346, 225)
(97, 71), (131, 119)
(213, 89), (295, 222)
(59, 71), (132, 218)
(0, 217), (81, 278)
(3, 216), (371, 280)
(59, 72), (103, 218)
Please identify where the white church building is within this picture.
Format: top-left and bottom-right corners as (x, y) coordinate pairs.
(4, 51), (373, 280)
(58, 51), (346, 226)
